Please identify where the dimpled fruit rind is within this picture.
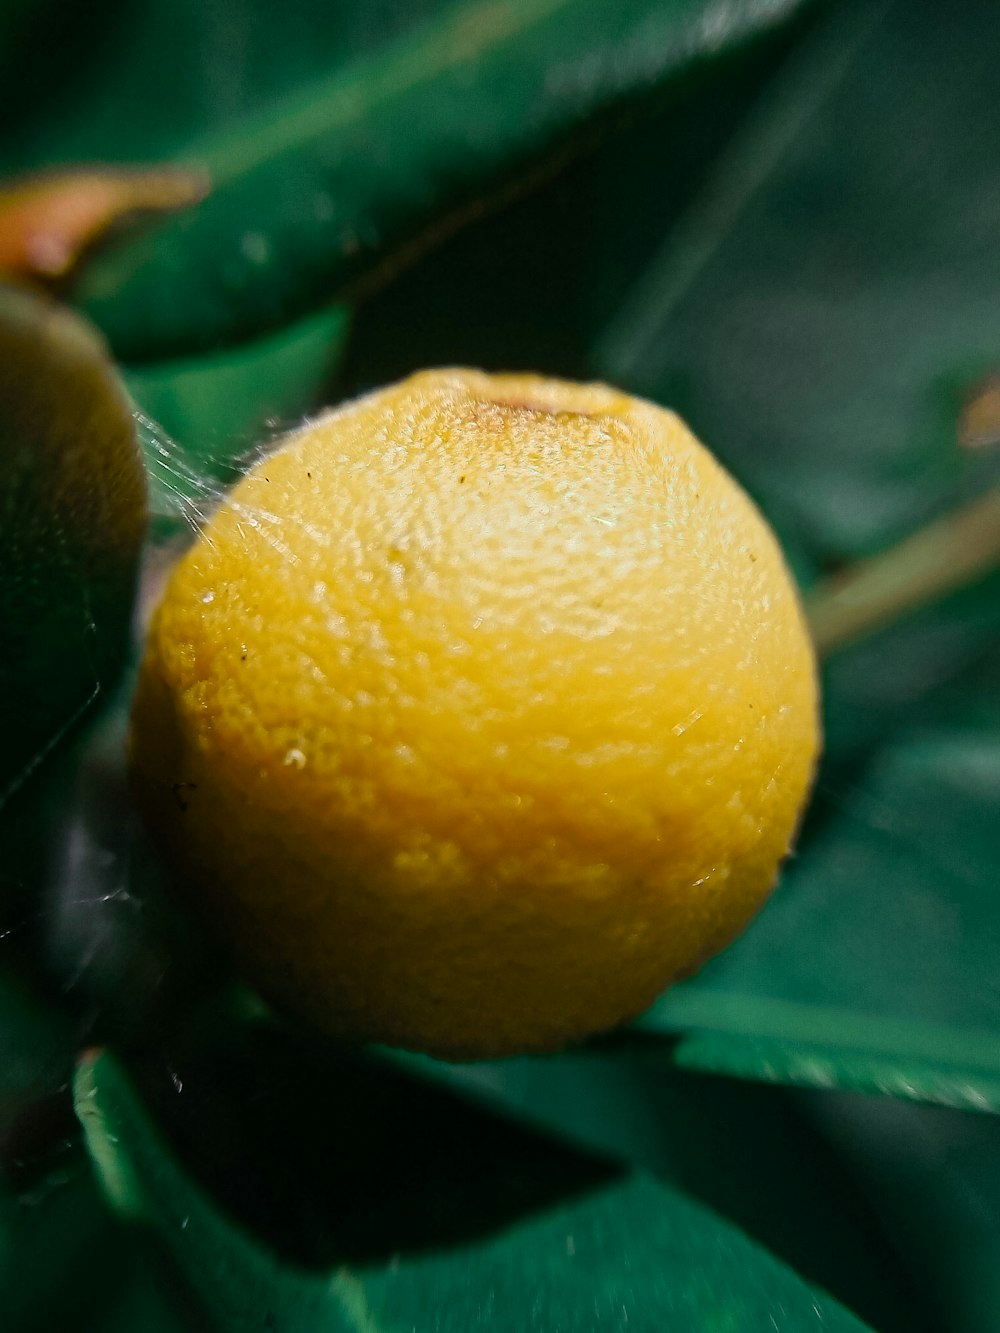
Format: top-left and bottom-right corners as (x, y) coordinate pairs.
(130, 369), (819, 1058)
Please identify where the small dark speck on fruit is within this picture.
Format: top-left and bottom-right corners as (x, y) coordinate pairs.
(459, 475), (466, 483)
(307, 471), (312, 479)
(749, 553), (757, 562)
(171, 782), (198, 813)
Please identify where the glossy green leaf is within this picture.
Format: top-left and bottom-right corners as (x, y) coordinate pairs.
(0, 1), (436, 172)
(75, 1045), (876, 1333)
(0, 284), (146, 810)
(811, 1092), (1000, 1333)
(1, 1151), (198, 1333)
(71, 0), (813, 361)
(335, 21), (806, 400)
(0, 957), (193, 1331)
(392, 1044), (930, 1333)
(593, 0), (1000, 562)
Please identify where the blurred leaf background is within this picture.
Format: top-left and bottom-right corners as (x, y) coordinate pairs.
(1, 0), (999, 1328)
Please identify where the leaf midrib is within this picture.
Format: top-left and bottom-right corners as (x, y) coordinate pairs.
(185, 0), (572, 185)
(650, 989), (1000, 1070)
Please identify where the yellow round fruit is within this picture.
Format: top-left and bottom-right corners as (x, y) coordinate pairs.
(130, 369), (819, 1058)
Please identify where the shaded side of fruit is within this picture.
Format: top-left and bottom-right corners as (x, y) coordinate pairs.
(0, 284), (146, 806)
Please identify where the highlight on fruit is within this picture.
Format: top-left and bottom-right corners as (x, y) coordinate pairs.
(129, 369), (820, 1058)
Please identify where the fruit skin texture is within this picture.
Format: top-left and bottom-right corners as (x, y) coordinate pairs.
(130, 369), (819, 1059)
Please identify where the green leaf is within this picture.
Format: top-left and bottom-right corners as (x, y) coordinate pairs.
(391, 1045), (931, 1333)
(811, 1092), (1000, 1333)
(0, 284), (146, 810)
(0, 1), (438, 171)
(1, 1151), (199, 1333)
(0, 964), (194, 1331)
(70, 0), (813, 361)
(592, 0), (1000, 562)
(335, 20), (807, 400)
(74, 1045), (876, 1333)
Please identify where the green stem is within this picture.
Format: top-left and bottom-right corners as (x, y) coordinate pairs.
(805, 485), (1000, 657)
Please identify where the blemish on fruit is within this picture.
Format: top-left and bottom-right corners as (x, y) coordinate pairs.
(171, 781), (197, 813)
